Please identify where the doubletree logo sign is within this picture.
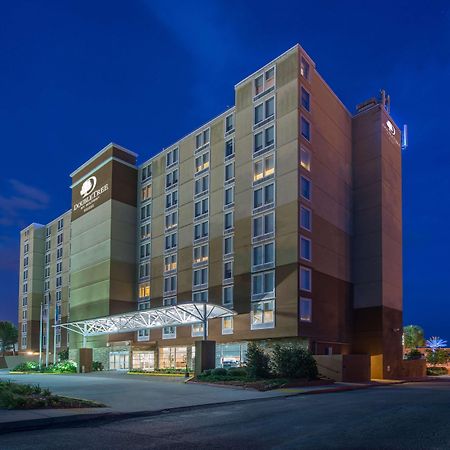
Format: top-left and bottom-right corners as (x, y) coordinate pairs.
(73, 175), (109, 214)
(382, 119), (400, 147)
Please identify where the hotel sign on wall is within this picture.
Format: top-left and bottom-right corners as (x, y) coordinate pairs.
(382, 119), (401, 148)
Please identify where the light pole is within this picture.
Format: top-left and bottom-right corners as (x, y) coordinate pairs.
(38, 302), (43, 369)
(45, 293), (50, 367)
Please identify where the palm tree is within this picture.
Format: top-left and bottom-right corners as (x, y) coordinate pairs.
(0, 321), (18, 356)
(403, 325), (425, 349)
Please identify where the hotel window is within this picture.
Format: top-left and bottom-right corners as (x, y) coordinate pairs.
(300, 176), (311, 201)
(300, 266), (312, 292)
(23, 269), (28, 281)
(300, 298), (312, 322)
(301, 87), (310, 111)
(194, 197), (209, 218)
(254, 67), (275, 95)
(194, 174), (209, 196)
(57, 218), (64, 231)
(223, 285), (233, 306)
(23, 282), (28, 293)
(138, 329), (149, 341)
(253, 154), (275, 182)
(224, 162), (234, 182)
(22, 296), (27, 307)
(223, 261), (233, 281)
(56, 261), (62, 274)
(21, 336), (27, 348)
(300, 206), (312, 231)
(222, 316), (233, 335)
(193, 290), (208, 303)
(193, 244), (208, 264)
(24, 243), (29, 254)
(141, 223), (151, 240)
(194, 220), (208, 240)
(225, 139), (234, 159)
(43, 280), (49, 291)
(301, 117), (311, 141)
(142, 164), (152, 181)
(141, 184), (152, 201)
(141, 204), (151, 220)
(139, 282), (150, 299)
(165, 211), (178, 230)
(224, 235), (233, 256)
(22, 322), (28, 333)
(166, 147), (179, 168)
(254, 125), (275, 153)
(251, 299), (275, 329)
(224, 211), (234, 232)
(300, 147), (311, 171)
(195, 128), (210, 149)
(251, 271), (275, 299)
(252, 211), (275, 238)
(56, 276), (62, 288)
(164, 233), (177, 251)
(224, 186), (234, 207)
(193, 267), (208, 288)
(254, 97), (275, 125)
(139, 262), (150, 279)
(192, 323), (207, 338)
(46, 227), (51, 238)
(45, 253), (51, 265)
(195, 152), (210, 173)
(162, 326), (176, 339)
(300, 236), (312, 261)
(44, 266), (50, 278)
(56, 290), (62, 302)
(165, 190), (178, 209)
(252, 242), (275, 268)
(164, 275), (177, 294)
(225, 114), (234, 133)
(57, 247), (63, 259)
(45, 240), (51, 251)
(164, 254), (177, 272)
(166, 169), (179, 189)
(253, 183), (274, 209)
(300, 57), (310, 80)
(163, 297), (177, 306)
(22, 309), (27, 320)
(140, 243), (150, 258)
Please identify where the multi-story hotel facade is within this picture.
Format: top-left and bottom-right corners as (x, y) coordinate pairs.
(18, 44), (403, 378)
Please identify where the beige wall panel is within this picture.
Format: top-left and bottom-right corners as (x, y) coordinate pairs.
(276, 48), (299, 88)
(236, 80), (252, 111)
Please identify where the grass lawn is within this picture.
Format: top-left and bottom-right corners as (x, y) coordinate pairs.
(0, 380), (105, 410)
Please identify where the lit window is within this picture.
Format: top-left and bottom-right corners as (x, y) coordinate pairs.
(193, 244), (208, 264)
(195, 129), (210, 149)
(300, 236), (312, 261)
(139, 282), (150, 299)
(300, 266), (312, 292)
(251, 271), (275, 299)
(192, 323), (207, 337)
(164, 254), (177, 272)
(253, 154), (275, 181)
(300, 57), (310, 80)
(300, 206), (311, 231)
(195, 152), (210, 173)
(301, 87), (310, 111)
(300, 147), (311, 171)
(301, 117), (310, 141)
(252, 211), (275, 238)
(141, 184), (152, 201)
(224, 162), (234, 182)
(300, 298), (312, 322)
(300, 176), (311, 201)
(223, 285), (233, 305)
(222, 316), (234, 334)
(251, 300), (275, 329)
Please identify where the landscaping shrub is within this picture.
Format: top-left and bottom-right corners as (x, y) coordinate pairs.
(92, 361), (104, 371)
(13, 361), (40, 372)
(426, 348), (449, 366)
(58, 349), (69, 361)
(427, 366), (448, 376)
(202, 369), (212, 376)
(211, 368), (228, 376)
(227, 367), (247, 377)
(405, 349), (423, 360)
(48, 360), (77, 373)
(245, 342), (271, 379)
(271, 344), (318, 380)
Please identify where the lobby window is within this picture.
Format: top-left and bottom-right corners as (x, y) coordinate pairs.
(223, 285), (233, 306)
(195, 174), (209, 196)
(193, 267), (208, 288)
(300, 147), (311, 171)
(139, 282), (150, 299)
(254, 126), (275, 153)
(163, 297), (177, 306)
(193, 243), (208, 264)
(196, 128), (210, 149)
(251, 271), (275, 300)
(300, 298), (312, 322)
(300, 176), (311, 201)
(139, 262), (150, 279)
(253, 183), (275, 210)
(301, 87), (310, 111)
(224, 211), (234, 232)
(254, 97), (275, 125)
(194, 220), (208, 240)
(142, 164), (152, 181)
(166, 169), (178, 190)
(193, 290), (208, 303)
(254, 67), (275, 95)
(166, 147), (179, 168)
(300, 236), (312, 261)
(252, 211), (275, 238)
(162, 326), (176, 339)
(141, 184), (152, 201)
(301, 117), (311, 141)
(165, 211), (178, 230)
(300, 266), (312, 292)
(225, 139), (234, 159)
(225, 113), (234, 133)
(300, 206), (312, 231)
(300, 57), (310, 80)
(164, 254), (177, 272)
(141, 204), (151, 221)
(222, 316), (233, 335)
(223, 261), (233, 281)
(224, 186), (234, 207)
(141, 223), (151, 240)
(224, 235), (233, 257)
(251, 299), (275, 330)
(165, 190), (178, 209)
(194, 197), (209, 219)
(253, 154), (275, 182)
(195, 152), (210, 173)
(224, 162), (234, 183)
(164, 233), (177, 251)
(252, 241), (275, 268)
(164, 275), (177, 294)
(57, 218), (64, 231)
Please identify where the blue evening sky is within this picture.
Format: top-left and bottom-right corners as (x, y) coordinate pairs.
(0, 1), (449, 339)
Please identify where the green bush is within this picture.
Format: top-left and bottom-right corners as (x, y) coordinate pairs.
(46, 360), (77, 373)
(245, 342), (271, 379)
(211, 368), (228, 376)
(202, 369), (212, 376)
(13, 361), (40, 372)
(271, 344), (318, 380)
(92, 361), (104, 371)
(405, 349), (423, 360)
(427, 366), (448, 376)
(426, 349), (449, 366)
(227, 367), (247, 377)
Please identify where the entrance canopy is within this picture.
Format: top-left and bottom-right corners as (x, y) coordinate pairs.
(57, 302), (235, 338)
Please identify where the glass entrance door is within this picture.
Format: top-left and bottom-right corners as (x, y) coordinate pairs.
(109, 351), (130, 370)
(132, 351), (155, 371)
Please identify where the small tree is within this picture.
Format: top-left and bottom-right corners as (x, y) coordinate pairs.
(0, 321), (18, 356)
(271, 344), (318, 380)
(403, 325), (425, 349)
(245, 342), (271, 378)
(426, 349), (449, 367)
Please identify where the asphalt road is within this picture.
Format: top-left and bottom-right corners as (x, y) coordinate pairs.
(2, 381), (449, 449)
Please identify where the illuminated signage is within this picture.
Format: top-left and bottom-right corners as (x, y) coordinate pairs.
(386, 120), (396, 136)
(382, 119), (400, 147)
(73, 172), (109, 215)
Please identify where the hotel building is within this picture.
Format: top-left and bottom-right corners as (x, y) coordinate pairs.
(18, 44), (403, 379)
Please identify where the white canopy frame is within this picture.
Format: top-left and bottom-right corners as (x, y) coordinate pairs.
(56, 302), (235, 346)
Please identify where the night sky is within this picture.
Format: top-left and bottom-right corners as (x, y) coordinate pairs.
(1, 1), (449, 339)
